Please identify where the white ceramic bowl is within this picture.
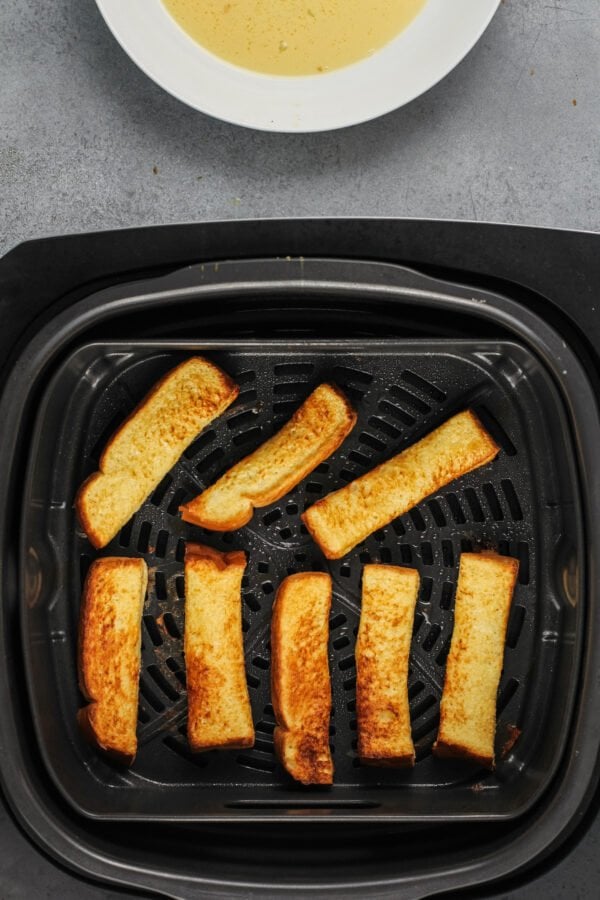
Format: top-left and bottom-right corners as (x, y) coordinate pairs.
(95, 0), (500, 132)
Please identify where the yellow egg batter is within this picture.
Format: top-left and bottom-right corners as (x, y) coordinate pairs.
(162, 0), (427, 76)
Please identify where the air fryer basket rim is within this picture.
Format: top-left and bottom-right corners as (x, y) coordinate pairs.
(0, 256), (599, 898)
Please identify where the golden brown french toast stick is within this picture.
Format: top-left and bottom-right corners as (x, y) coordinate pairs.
(357, 565), (420, 766)
(76, 357), (239, 548)
(271, 572), (333, 785)
(184, 544), (255, 752)
(78, 557), (148, 765)
(180, 383), (356, 531)
(434, 552), (519, 767)
(302, 409), (500, 559)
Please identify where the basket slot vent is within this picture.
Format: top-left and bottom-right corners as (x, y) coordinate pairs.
(184, 429), (215, 460)
(137, 521), (152, 553)
(379, 398), (416, 426)
(419, 576), (433, 604)
(445, 492), (466, 524)
(501, 479), (524, 521)
(427, 499), (446, 527)
(273, 363), (314, 377)
(273, 400), (297, 418)
(147, 664), (180, 701)
(143, 615), (163, 647)
(256, 720), (275, 735)
(150, 474), (172, 507)
(408, 680), (425, 700)
(227, 409), (260, 431)
(333, 635), (350, 650)
(440, 582), (454, 610)
(235, 370), (256, 385)
(420, 542), (434, 566)
(195, 446), (225, 472)
(401, 370), (447, 403)
(473, 406), (517, 456)
(413, 713), (440, 742)
(435, 641), (451, 667)
(262, 509), (281, 526)
(400, 545), (413, 565)
(464, 488), (485, 523)
(333, 366), (373, 386)
(412, 694), (437, 719)
(482, 483), (504, 521)
(338, 655), (355, 672)
(155, 529), (169, 558)
(244, 592), (261, 612)
(409, 508), (427, 532)
(506, 605), (526, 649)
(389, 384), (431, 414)
(163, 613), (181, 639)
(233, 426), (262, 447)
(139, 677), (165, 712)
(441, 540), (454, 567)
(118, 519), (134, 549)
(79, 554), (91, 587)
(359, 431), (386, 453)
(348, 449), (371, 467)
(154, 571), (167, 600)
(273, 381), (308, 396)
(422, 624), (442, 652)
(368, 416), (401, 439)
(517, 542), (530, 584)
(497, 677), (520, 713)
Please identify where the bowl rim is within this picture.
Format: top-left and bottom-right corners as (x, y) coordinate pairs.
(94, 0), (501, 132)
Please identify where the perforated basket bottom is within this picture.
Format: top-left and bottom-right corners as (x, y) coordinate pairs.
(23, 340), (579, 820)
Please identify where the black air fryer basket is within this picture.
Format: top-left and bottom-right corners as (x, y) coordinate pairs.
(1, 238), (600, 897)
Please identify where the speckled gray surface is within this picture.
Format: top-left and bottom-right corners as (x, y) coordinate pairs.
(1, 0), (600, 897)
(0, 0), (599, 258)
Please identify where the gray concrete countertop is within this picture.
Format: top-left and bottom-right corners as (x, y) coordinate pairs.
(1, 0), (599, 258)
(1, 0), (599, 897)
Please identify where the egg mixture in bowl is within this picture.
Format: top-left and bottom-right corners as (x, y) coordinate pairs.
(162, 0), (427, 76)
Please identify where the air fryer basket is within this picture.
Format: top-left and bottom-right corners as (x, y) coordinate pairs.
(23, 335), (581, 821)
(1, 252), (599, 897)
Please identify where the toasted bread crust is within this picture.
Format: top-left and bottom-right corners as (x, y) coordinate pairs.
(433, 552), (519, 768)
(271, 573), (333, 785)
(302, 409), (500, 559)
(78, 557), (148, 765)
(356, 565), (420, 767)
(184, 543), (254, 752)
(180, 383), (356, 531)
(76, 357), (239, 548)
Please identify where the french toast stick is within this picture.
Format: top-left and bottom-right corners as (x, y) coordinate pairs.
(184, 544), (254, 752)
(357, 565), (420, 766)
(271, 572), (333, 785)
(180, 383), (356, 531)
(77, 557), (148, 765)
(302, 409), (500, 559)
(434, 552), (519, 768)
(76, 357), (239, 548)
